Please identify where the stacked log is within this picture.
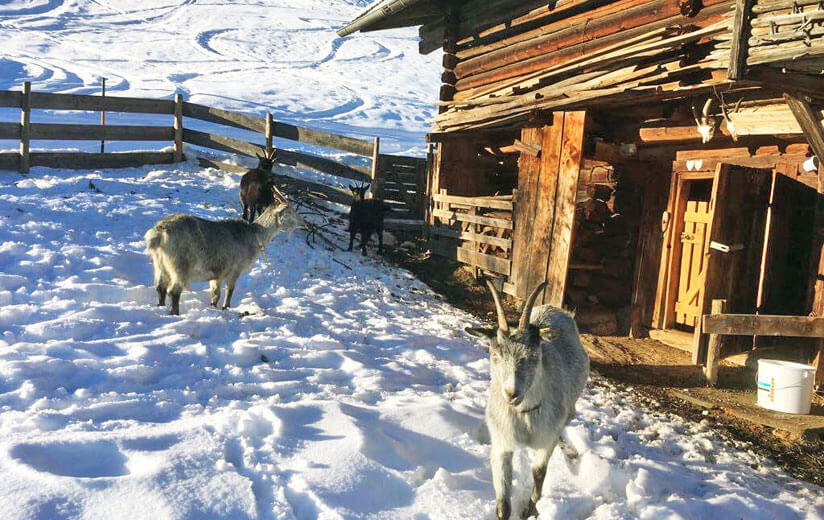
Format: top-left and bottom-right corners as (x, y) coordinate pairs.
(709, 0), (824, 73)
(565, 161), (643, 335)
(429, 0), (739, 133)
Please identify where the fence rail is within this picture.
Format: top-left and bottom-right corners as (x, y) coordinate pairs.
(701, 299), (824, 388)
(429, 190), (514, 276)
(0, 82), (427, 223)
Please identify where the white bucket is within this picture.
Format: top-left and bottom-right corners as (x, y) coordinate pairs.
(756, 359), (815, 415)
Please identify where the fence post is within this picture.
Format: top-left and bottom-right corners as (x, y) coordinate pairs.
(173, 93), (183, 162)
(19, 81), (31, 174)
(265, 113), (273, 157)
(704, 299), (726, 386)
(100, 77), (106, 153)
(370, 136), (381, 199)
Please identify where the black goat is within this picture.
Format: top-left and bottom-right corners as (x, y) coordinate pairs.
(347, 183), (391, 256)
(239, 149), (277, 222)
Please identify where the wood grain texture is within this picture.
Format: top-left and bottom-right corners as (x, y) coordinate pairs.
(544, 112), (585, 307)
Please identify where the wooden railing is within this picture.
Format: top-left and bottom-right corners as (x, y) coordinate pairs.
(702, 299), (824, 389)
(0, 82), (427, 221)
(429, 189), (514, 276)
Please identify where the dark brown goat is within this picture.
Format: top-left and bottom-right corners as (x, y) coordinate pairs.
(239, 149), (277, 222)
(347, 183), (392, 256)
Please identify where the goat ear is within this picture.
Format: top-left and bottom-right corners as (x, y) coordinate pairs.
(465, 326), (496, 341)
(365, 183), (371, 191)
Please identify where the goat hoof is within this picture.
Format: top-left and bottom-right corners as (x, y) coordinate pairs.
(496, 499), (511, 520)
(521, 501), (538, 519)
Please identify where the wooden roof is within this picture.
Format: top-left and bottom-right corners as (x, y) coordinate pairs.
(336, 0), (448, 37)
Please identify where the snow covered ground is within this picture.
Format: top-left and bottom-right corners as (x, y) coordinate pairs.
(1, 1), (824, 519)
(0, 160), (822, 519)
(0, 0), (438, 154)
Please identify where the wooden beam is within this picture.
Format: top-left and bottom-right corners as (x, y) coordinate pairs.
(19, 81), (30, 174)
(545, 111), (586, 306)
(728, 0), (754, 80)
(431, 192), (514, 210)
(0, 90), (21, 108)
(31, 92), (173, 114)
(784, 93), (824, 161)
(370, 137), (382, 198)
(173, 94), (183, 162)
(431, 226), (512, 249)
(432, 208), (513, 229)
(182, 101), (265, 132)
(0, 122), (20, 140)
(29, 151), (174, 169)
(703, 313), (824, 337)
(29, 123), (174, 141)
(704, 299), (727, 386)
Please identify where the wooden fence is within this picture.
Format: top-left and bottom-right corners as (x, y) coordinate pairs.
(702, 299), (824, 389)
(0, 82), (427, 222)
(429, 189), (514, 277)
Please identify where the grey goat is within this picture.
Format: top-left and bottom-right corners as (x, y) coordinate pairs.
(466, 280), (589, 519)
(145, 186), (305, 315)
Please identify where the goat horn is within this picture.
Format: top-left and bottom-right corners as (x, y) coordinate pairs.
(518, 281), (548, 330)
(271, 184), (287, 202)
(702, 97), (713, 117)
(485, 279), (509, 332)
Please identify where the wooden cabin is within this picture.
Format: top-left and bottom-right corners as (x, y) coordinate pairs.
(339, 0), (824, 383)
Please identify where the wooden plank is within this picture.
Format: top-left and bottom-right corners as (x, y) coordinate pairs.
(173, 94), (183, 162)
(29, 123), (174, 141)
(30, 92), (173, 114)
(691, 164), (772, 363)
(430, 237), (511, 275)
(272, 121), (374, 156)
(29, 151), (174, 169)
(431, 193), (513, 210)
(729, 0), (754, 80)
(182, 128), (263, 157)
(0, 90), (21, 108)
(703, 313), (824, 337)
(276, 148), (371, 183)
(784, 93), (824, 161)
(432, 208), (513, 229)
(704, 299), (727, 386)
(0, 152), (19, 171)
(197, 157), (354, 206)
(545, 111), (586, 307)
(431, 226), (512, 249)
(0, 122), (20, 140)
(380, 154), (427, 168)
(370, 137), (382, 198)
(509, 126), (543, 299)
(181, 101), (264, 132)
(20, 82), (30, 174)
(532, 113), (565, 305)
(265, 113), (274, 156)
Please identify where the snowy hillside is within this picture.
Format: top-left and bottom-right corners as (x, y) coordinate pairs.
(0, 0), (439, 152)
(0, 161), (822, 519)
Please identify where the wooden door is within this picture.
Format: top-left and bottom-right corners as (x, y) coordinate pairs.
(691, 163), (772, 362)
(674, 200), (712, 327)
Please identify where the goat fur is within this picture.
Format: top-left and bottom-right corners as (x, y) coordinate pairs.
(145, 200), (304, 315)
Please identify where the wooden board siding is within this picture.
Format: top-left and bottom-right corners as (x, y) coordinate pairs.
(631, 167), (671, 333)
(508, 111), (586, 303)
(529, 113), (564, 304)
(509, 126), (544, 298)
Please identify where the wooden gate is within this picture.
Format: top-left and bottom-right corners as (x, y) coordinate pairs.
(674, 200), (712, 327)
